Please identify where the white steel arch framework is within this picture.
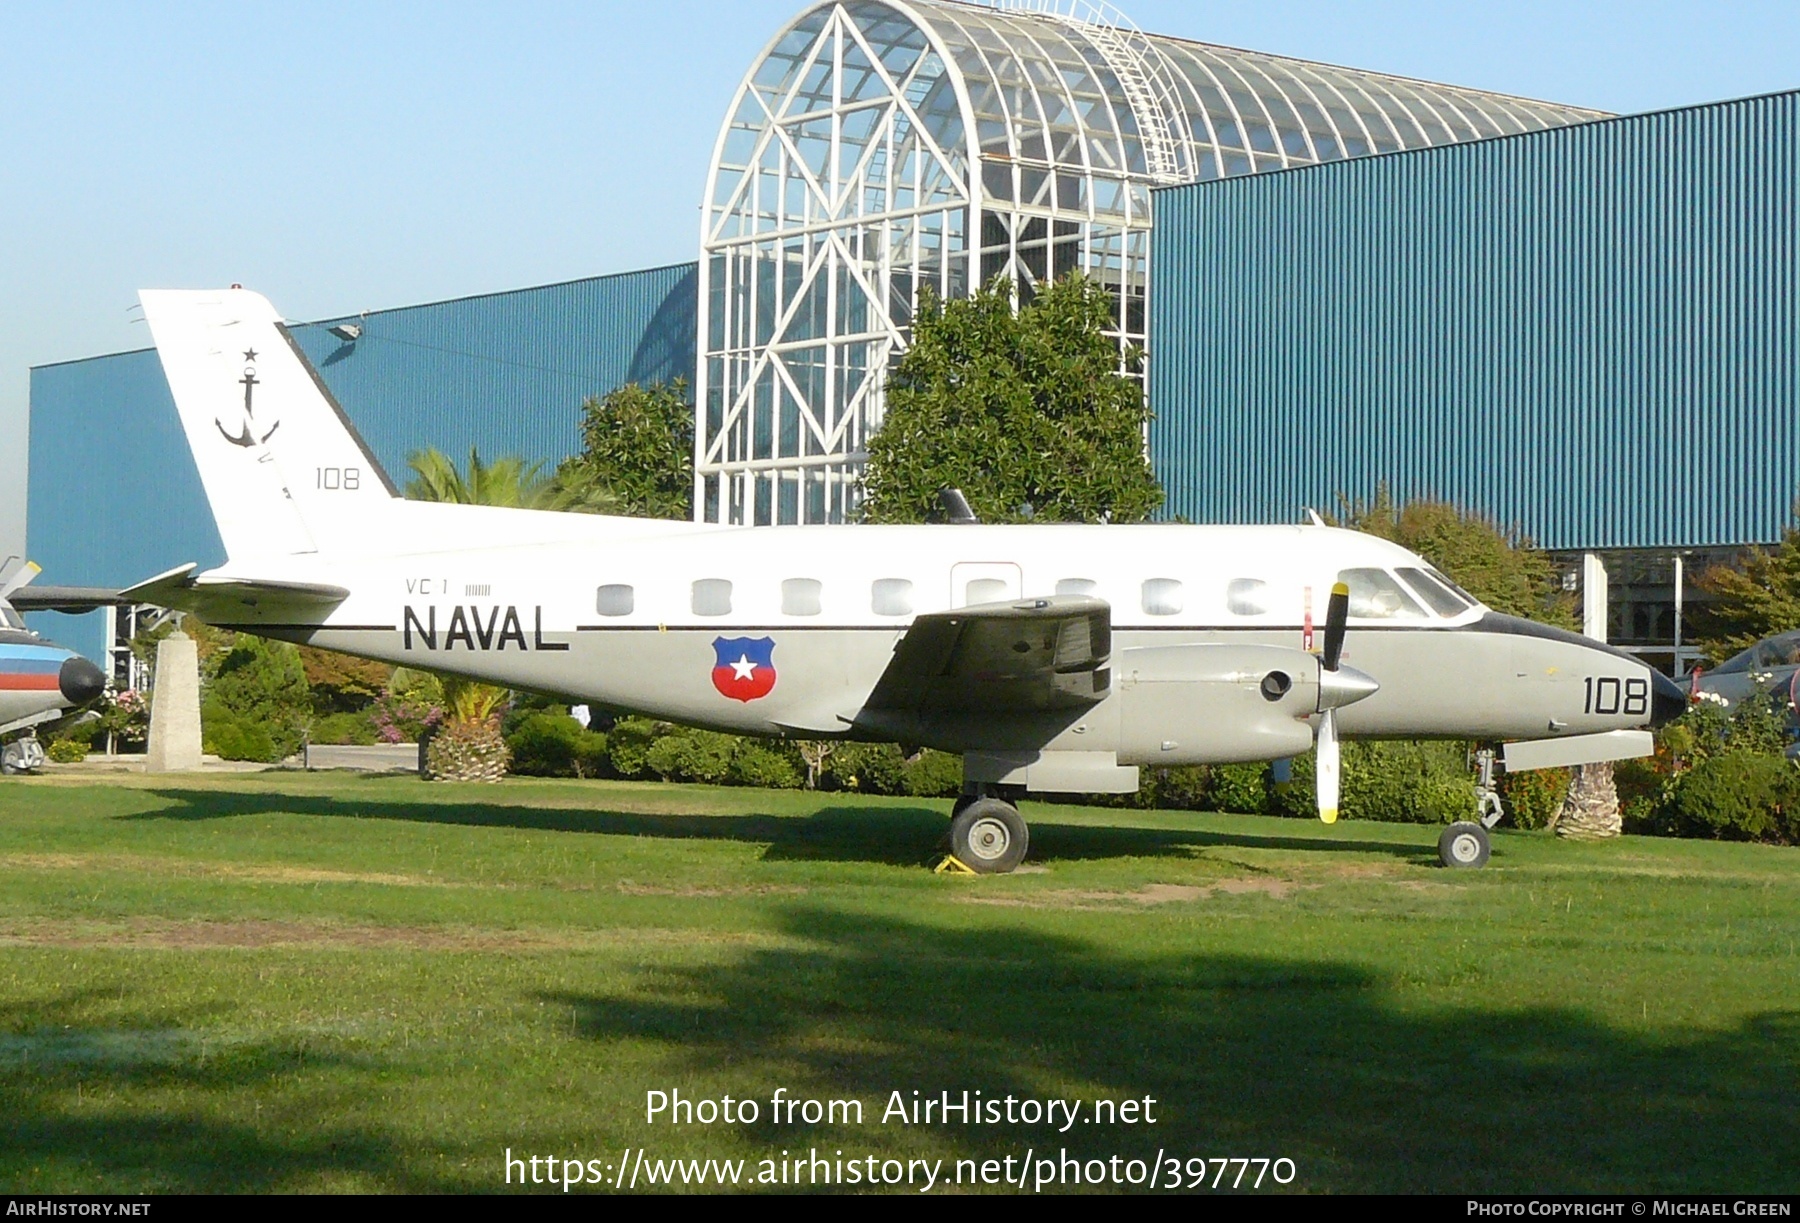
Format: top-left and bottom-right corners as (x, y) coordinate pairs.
(696, 0), (1606, 525)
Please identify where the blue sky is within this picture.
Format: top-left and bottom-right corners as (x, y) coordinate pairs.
(6, 0), (1800, 562)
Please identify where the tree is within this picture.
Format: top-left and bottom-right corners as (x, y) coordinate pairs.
(550, 380), (694, 519)
(403, 451), (528, 780)
(861, 274), (1163, 524)
(404, 447), (555, 508)
(1332, 485), (1575, 627)
(1689, 517), (1800, 665)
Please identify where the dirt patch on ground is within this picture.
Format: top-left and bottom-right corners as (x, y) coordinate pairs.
(964, 877), (1304, 910)
(0, 916), (787, 953)
(0, 853), (459, 889)
(614, 881), (808, 898)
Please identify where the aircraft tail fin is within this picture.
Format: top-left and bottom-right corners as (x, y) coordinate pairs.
(139, 288), (398, 562)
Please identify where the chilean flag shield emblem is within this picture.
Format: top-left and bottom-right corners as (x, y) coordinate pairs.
(711, 636), (777, 702)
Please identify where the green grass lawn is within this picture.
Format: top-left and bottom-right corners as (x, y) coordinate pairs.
(0, 770), (1795, 1194)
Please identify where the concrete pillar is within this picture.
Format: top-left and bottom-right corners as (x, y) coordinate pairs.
(1581, 552), (1608, 643)
(146, 631), (203, 772)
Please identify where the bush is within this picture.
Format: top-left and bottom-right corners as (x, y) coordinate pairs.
(372, 669), (444, 744)
(507, 713), (583, 778)
(1208, 763), (1269, 814)
(1262, 743), (1477, 823)
(1139, 766), (1210, 810)
(46, 738), (88, 763)
(311, 711), (377, 746)
(902, 749), (963, 797)
(1662, 752), (1799, 842)
(729, 741), (803, 789)
(204, 635), (310, 760)
(203, 712), (280, 763)
(1500, 766), (1570, 830)
(608, 717), (660, 779)
(645, 728), (736, 784)
(827, 742), (907, 794)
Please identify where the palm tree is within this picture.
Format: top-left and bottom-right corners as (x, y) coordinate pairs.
(403, 447), (540, 781)
(406, 446), (620, 515)
(404, 447), (554, 508)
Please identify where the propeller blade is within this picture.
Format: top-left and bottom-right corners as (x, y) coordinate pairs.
(1316, 708), (1340, 824)
(0, 561), (42, 602)
(1321, 581), (1349, 672)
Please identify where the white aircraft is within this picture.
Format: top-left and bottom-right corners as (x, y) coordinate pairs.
(124, 288), (1685, 870)
(0, 561), (112, 773)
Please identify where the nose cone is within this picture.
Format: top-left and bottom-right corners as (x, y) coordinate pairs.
(58, 656), (106, 706)
(1651, 669), (1688, 728)
(1318, 663), (1380, 711)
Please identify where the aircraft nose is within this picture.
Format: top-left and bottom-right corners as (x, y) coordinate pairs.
(58, 656), (106, 706)
(1650, 669), (1687, 728)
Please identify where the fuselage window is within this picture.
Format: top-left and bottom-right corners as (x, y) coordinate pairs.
(691, 578), (733, 617)
(1226, 578), (1271, 615)
(1141, 578), (1183, 616)
(1396, 567), (1469, 617)
(1056, 578), (1098, 597)
(595, 584), (634, 616)
(782, 578), (822, 617)
(1338, 568), (1427, 620)
(965, 578), (1008, 605)
(871, 578), (913, 616)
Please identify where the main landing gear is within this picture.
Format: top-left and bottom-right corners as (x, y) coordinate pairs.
(947, 790), (1030, 874)
(1438, 748), (1505, 869)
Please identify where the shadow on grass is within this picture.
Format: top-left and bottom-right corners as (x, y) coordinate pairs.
(132, 786), (1436, 868)
(0, 987), (442, 1192)
(549, 903), (1800, 1194)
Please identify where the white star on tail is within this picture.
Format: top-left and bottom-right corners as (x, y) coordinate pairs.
(730, 655), (757, 681)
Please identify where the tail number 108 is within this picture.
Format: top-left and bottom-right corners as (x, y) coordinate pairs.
(1584, 676), (1648, 716)
(316, 467), (361, 491)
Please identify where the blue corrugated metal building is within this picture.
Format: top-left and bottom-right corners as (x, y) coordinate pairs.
(1149, 88), (1800, 554)
(27, 263), (696, 661)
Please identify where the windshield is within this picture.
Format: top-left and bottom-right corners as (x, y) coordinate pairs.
(1337, 568), (1428, 620)
(1396, 567), (1471, 616)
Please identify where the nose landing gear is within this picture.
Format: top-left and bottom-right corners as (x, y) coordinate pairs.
(1440, 748), (1504, 868)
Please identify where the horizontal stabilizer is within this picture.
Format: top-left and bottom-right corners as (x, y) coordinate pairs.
(122, 564), (349, 624)
(7, 586), (132, 613)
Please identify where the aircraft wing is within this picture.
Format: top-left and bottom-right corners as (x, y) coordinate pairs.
(121, 564), (349, 623)
(863, 595), (1111, 714)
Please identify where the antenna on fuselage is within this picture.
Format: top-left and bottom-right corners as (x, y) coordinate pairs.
(937, 488), (979, 525)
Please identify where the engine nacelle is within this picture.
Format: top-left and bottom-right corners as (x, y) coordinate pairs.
(1117, 643), (1337, 765)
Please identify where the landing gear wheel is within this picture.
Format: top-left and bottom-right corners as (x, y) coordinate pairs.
(949, 798), (1029, 874)
(1438, 821), (1491, 869)
(951, 794), (977, 820)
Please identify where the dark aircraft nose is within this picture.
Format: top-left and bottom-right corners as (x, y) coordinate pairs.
(58, 656), (106, 706)
(1651, 669), (1688, 728)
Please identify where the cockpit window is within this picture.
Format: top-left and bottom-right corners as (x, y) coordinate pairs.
(1716, 631), (1800, 674)
(1757, 633), (1800, 668)
(1424, 566), (1477, 605)
(1397, 567), (1470, 616)
(1712, 646), (1754, 674)
(1337, 568), (1428, 620)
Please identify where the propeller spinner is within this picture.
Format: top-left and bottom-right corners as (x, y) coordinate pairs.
(1314, 582), (1379, 823)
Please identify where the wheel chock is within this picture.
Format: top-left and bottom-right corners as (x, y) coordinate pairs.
(933, 854), (978, 875)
